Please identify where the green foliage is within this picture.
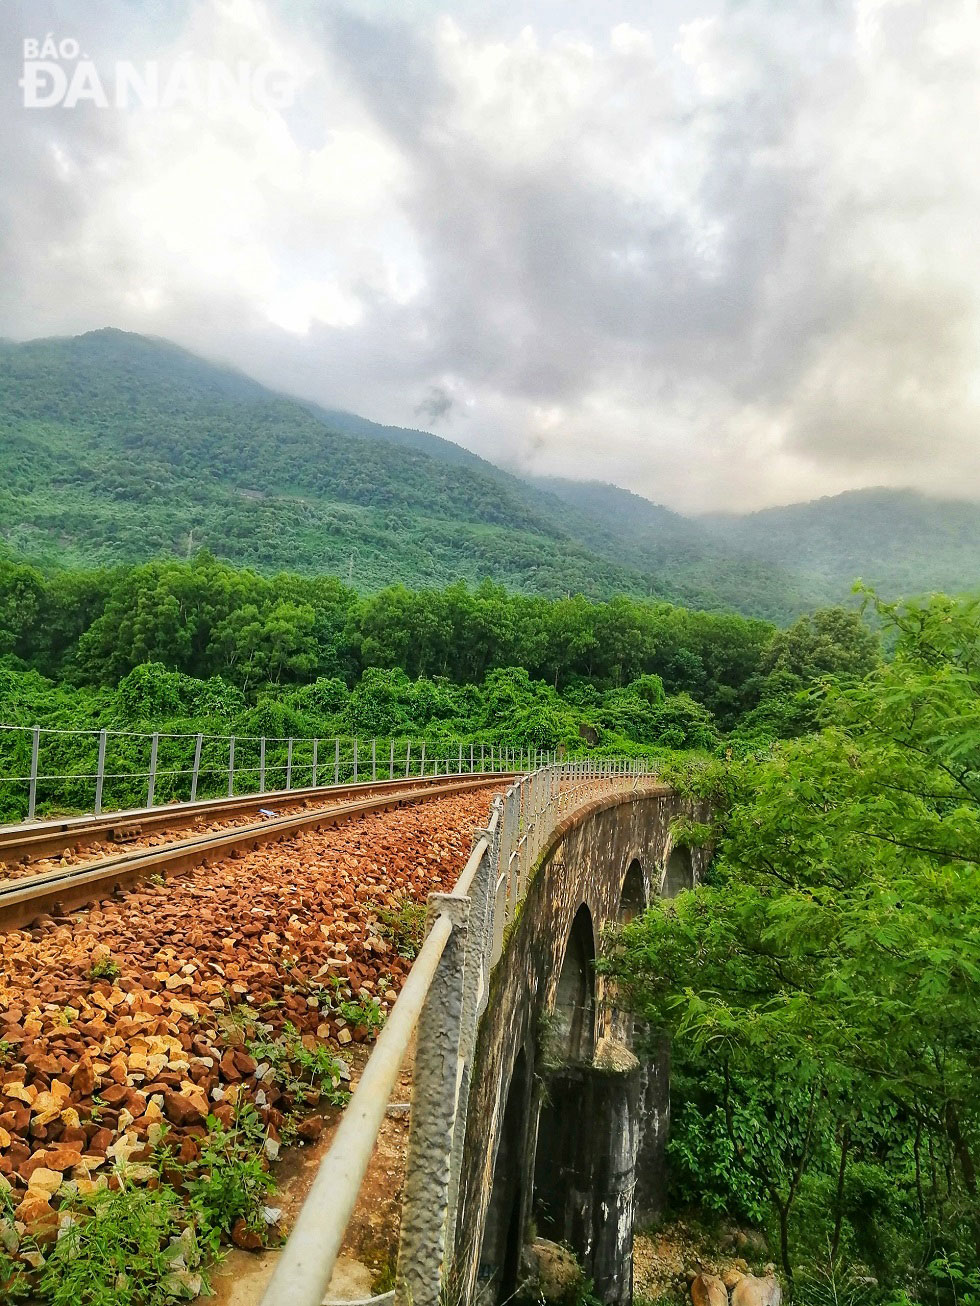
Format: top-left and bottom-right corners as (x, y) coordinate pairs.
(39, 1184), (208, 1305)
(665, 1065), (770, 1224)
(0, 558), (889, 820)
(88, 957), (121, 981)
(0, 1186), (35, 1300)
(247, 1021), (350, 1105)
(605, 594), (980, 1290)
(303, 975), (385, 1031)
(373, 898), (428, 960)
(760, 606), (881, 684)
(185, 1105), (277, 1254)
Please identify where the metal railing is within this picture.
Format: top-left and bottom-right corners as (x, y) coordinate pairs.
(261, 758), (654, 1306)
(0, 721), (554, 824)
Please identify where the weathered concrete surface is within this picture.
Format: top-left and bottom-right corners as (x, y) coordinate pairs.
(396, 896), (469, 1306)
(534, 1056), (642, 1303)
(451, 788), (706, 1305)
(635, 1031), (671, 1225)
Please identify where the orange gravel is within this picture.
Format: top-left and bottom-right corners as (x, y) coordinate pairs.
(0, 784), (501, 1234)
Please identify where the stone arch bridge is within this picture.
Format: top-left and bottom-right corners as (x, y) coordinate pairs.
(265, 763), (707, 1306)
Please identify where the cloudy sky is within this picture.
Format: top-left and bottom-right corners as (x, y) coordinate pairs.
(1, 0), (978, 512)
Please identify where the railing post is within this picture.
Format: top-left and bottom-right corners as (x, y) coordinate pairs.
(189, 732), (203, 803)
(419, 740), (426, 777)
(286, 738), (294, 791)
(389, 738), (395, 780)
(395, 895), (469, 1306)
(228, 735), (235, 797)
(469, 742), (474, 774)
(457, 742), (463, 775)
(492, 789), (516, 959)
(147, 732), (159, 808)
(405, 740), (411, 777)
(353, 738), (358, 783)
(334, 737), (340, 785)
(260, 737), (266, 793)
(372, 738), (377, 782)
(94, 728), (109, 816)
(312, 737), (319, 788)
(27, 725), (40, 821)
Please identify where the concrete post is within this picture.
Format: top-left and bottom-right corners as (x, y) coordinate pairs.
(395, 893), (469, 1306)
(189, 732), (202, 804)
(147, 732), (158, 808)
(27, 725), (40, 821)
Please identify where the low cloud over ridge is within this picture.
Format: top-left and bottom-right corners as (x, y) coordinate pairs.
(1, 0), (978, 511)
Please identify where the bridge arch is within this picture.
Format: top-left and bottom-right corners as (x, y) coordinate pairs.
(662, 842), (694, 897)
(618, 857), (646, 922)
(551, 902), (596, 1064)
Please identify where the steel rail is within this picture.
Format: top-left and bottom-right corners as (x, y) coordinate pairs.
(0, 775), (510, 932)
(0, 772), (514, 865)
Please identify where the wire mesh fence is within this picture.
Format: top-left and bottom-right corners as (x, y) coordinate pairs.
(0, 723), (549, 824)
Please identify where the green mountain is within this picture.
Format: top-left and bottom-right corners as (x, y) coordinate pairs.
(525, 477), (980, 608)
(702, 490), (980, 602)
(0, 329), (975, 618)
(0, 328), (806, 617)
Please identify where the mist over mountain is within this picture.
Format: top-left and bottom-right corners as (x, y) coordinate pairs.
(1, 329), (976, 622)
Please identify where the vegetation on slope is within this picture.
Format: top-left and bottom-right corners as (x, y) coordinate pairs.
(605, 593), (980, 1302)
(10, 329), (975, 620)
(703, 488), (980, 601)
(0, 552), (880, 819)
(0, 328), (807, 616)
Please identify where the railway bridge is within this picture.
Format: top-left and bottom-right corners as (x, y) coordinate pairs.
(265, 763), (705, 1306)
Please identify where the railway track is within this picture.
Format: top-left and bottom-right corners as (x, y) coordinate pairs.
(0, 773), (512, 932)
(0, 771), (512, 864)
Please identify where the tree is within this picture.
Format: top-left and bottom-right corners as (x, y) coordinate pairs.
(0, 559), (44, 659)
(760, 606), (880, 685)
(605, 594), (980, 1283)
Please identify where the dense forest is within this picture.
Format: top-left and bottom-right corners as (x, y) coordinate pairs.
(607, 592), (980, 1306)
(0, 551), (879, 818)
(2, 330), (978, 622)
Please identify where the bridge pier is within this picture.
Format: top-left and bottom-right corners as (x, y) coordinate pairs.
(635, 1033), (671, 1226)
(533, 1052), (643, 1304)
(449, 787), (707, 1305)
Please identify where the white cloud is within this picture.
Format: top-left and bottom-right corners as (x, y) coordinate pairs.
(1, 0), (978, 511)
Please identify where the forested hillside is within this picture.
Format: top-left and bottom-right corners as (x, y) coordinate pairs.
(0, 329), (807, 619)
(533, 477), (980, 605)
(703, 488), (980, 599)
(5, 330), (975, 623)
